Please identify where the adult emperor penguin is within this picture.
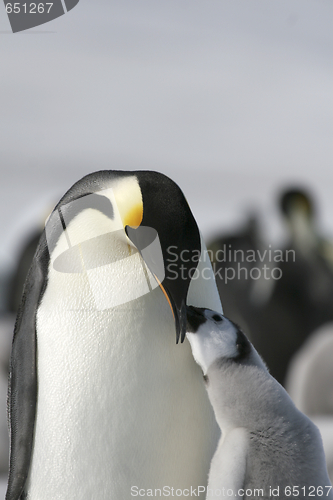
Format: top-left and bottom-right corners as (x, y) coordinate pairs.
(186, 307), (333, 500)
(6, 171), (222, 500)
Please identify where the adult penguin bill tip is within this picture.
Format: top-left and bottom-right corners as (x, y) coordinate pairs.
(6, 170), (222, 500)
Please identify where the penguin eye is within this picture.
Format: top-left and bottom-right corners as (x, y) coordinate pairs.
(212, 314), (223, 323)
(235, 330), (251, 360)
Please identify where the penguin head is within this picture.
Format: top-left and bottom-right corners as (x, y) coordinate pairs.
(186, 306), (253, 375)
(44, 170), (201, 343)
(280, 188), (314, 220)
(279, 187), (317, 251)
(280, 188), (315, 233)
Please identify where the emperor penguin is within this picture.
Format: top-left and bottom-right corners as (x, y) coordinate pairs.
(6, 171), (222, 500)
(186, 307), (333, 500)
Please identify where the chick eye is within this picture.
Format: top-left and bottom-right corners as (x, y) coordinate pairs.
(212, 314), (223, 322)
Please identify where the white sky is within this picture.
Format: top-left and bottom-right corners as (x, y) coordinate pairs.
(0, 0), (332, 265)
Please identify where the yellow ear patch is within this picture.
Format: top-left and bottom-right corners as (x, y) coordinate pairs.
(111, 176), (143, 229)
(123, 203), (143, 228)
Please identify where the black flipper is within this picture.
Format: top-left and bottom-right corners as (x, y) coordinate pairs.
(6, 236), (49, 500)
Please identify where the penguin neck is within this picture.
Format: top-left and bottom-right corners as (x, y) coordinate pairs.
(289, 211), (317, 256)
(205, 356), (275, 435)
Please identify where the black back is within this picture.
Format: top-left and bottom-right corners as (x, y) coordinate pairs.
(6, 236), (48, 500)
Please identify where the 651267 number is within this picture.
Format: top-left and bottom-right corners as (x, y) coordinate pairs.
(5, 3), (53, 14)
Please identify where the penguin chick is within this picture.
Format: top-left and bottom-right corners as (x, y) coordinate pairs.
(186, 306), (333, 500)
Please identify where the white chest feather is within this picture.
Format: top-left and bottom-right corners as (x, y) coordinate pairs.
(25, 222), (220, 499)
(207, 428), (249, 499)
